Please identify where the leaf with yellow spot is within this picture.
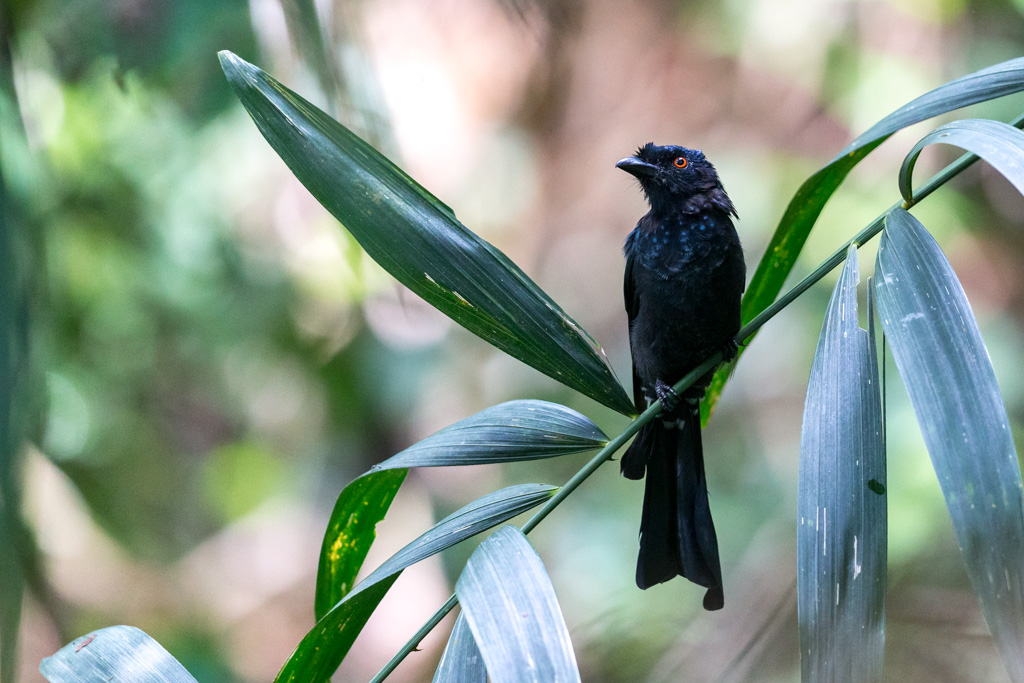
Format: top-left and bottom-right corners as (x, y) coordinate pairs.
(284, 484), (557, 683)
(315, 468), (406, 621)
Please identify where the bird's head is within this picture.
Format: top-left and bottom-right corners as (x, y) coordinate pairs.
(616, 143), (735, 218)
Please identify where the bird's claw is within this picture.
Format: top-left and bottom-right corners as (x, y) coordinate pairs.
(655, 379), (680, 414)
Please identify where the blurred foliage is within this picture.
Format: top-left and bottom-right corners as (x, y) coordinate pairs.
(4, 0), (1024, 681)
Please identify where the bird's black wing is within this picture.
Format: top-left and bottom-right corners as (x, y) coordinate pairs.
(623, 237), (646, 414)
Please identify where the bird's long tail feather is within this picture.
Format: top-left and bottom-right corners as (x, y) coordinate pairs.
(621, 402), (724, 610)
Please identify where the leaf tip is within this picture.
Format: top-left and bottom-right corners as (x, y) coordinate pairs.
(218, 50), (259, 85)
(217, 50), (239, 70)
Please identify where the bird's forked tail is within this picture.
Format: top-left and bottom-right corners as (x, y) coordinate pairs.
(621, 401), (724, 610)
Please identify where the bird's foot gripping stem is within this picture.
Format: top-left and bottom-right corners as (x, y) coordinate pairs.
(654, 379), (680, 414)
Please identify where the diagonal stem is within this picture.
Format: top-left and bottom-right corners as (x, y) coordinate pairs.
(370, 111), (1024, 682)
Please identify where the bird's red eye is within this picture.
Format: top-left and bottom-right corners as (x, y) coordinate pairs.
(673, 156), (688, 168)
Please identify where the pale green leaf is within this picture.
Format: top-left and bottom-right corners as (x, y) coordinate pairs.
(456, 526), (580, 683)
(875, 208), (1024, 681)
(798, 246), (886, 682)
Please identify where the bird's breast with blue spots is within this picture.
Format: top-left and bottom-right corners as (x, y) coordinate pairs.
(635, 215), (721, 275)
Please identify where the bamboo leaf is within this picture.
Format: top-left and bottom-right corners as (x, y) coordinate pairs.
(456, 526), (580, 683)
(433, 612), (486, 683)
(798, 246), (886, 682)
(0, 97), (33, 683)
(704, 57), (1024, 421)
(219, 52), (633, 416)
(277, 577), (396, 683)
(284, 485), (556, 683)
(0, 187), (25, 682)
(371, 400), (608, 471)
(40, 626), (197, 683)
(899, 118), (1024, 202)
(354, 484), (557, 597)
(875, 208), (1024, 681)
(315, 468), (406, 620)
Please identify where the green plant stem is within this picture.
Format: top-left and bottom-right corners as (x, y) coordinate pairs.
(370, 112), (1024, 682)
(368, 595), (458, 683)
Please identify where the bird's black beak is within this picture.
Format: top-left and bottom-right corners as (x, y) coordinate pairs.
(616, 156), (658, 179)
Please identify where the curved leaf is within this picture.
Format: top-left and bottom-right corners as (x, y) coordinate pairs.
(370, 400), (608, 471)
(798, 247), (886, 682)
(277, 577), (396, 683)
(353, 484), (557, 598)
(0, 189), (25, 682)
(456, 526), (580, 683)
(284, 484), (557, 683)
(900, 118), (1024, 202)
(218, 52), (633, 416)
(40, 626), (197, 683)
(433, 612), (486, 683)
(0, 86), (35, 683)
(705, 57), (1024, 420)
(315, 468), (407, 620)
(875, 209), (1024, 681)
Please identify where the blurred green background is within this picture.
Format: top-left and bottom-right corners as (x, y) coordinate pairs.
(4, 0), (1024, 680)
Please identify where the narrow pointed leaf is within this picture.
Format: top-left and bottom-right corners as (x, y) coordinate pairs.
(40, 626), (197, 683)
(705, 57), (1024, 420)
(798, 247), (886, 682)
(875, 209), (1024, 681)
(0, 189), (25, 682)
(370, 401), (607, 472)
(286, 485), (557, 683)
(276, 577), (395, 683)
(0, 100), (34, 683)
(899, 118), (1024, 202)
(456, 526), (580, 683)
(218, 51), (633, 416)
(315, 468), (406, 620)
(353, 484), (558, 598)
(434, 612), (486, 683)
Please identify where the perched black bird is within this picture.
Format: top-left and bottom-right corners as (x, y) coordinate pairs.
(617, 143), (745, 611)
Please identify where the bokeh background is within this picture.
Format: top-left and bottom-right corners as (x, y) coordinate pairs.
(5, 0), (1024, 680)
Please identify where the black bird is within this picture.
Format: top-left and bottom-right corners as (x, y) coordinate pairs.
(617, 143), (745, 610)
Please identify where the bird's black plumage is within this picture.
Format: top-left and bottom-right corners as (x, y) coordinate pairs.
(617, 143), (745, 610)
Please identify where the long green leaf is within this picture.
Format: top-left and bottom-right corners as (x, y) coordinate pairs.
(315, 468), (406, 620)
(798, 246), (886, 682)
(433, 612), (486, 683)
(0, 82), (33, 682)
(354, 484), (557, 598)
(704, 57), (1024, 421)
(282, 484), (556, 682)
(370, 400), (608, 471)
(875, 209), (1024, 681)
(456, 525), (579, 683)
(40, 626), (197, 683)
(0, 169), (25, 683)
(279, 577), (397, 683)
(899, 118), (1024, 202)
(317, 400), (601, 619)
(218, 52), (634, 416)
